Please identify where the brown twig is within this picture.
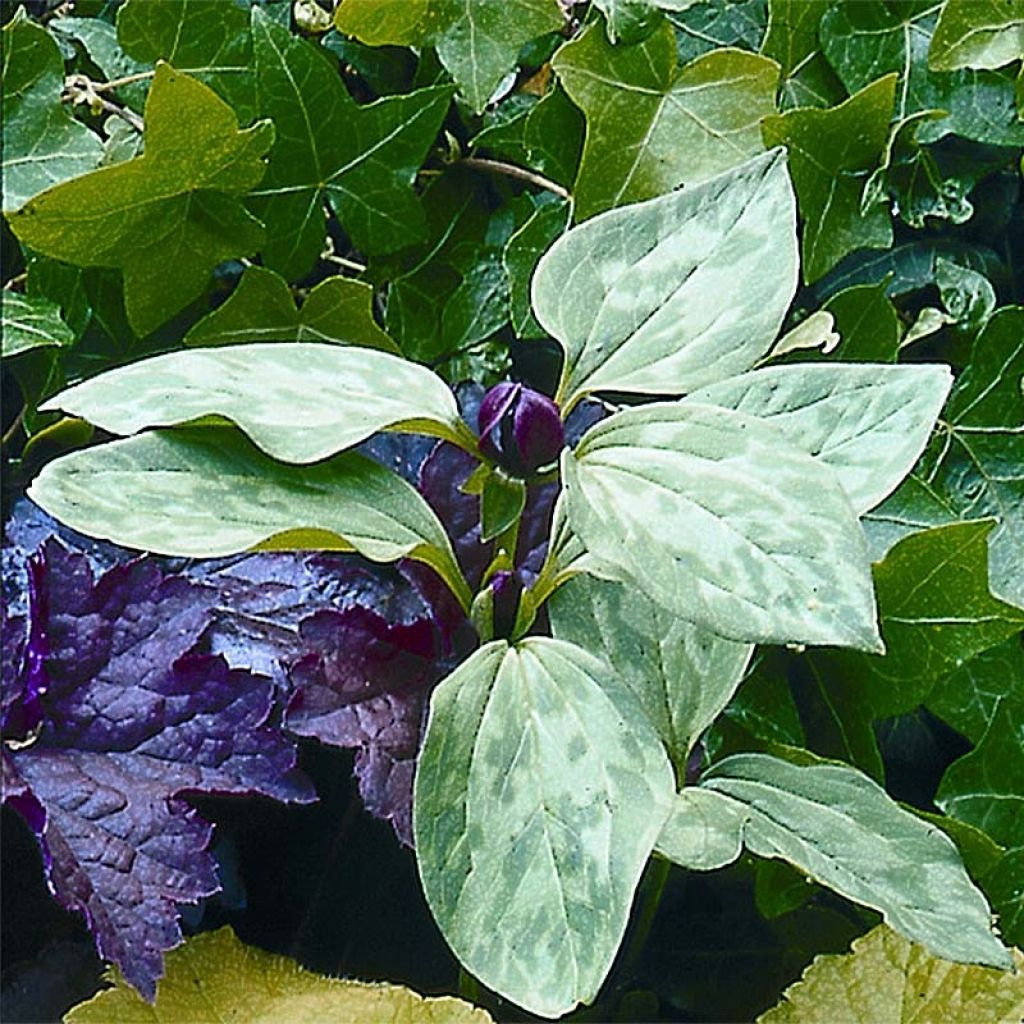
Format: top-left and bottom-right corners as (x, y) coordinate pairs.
(63, 74), (145, 132)
(459, 156), (571, 200)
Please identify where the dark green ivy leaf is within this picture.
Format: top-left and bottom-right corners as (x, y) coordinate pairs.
(760, 0), (845, 109)
(8, 64), (273, 337)
(116, 0), (256, 122)
(249, 7), (452, 279)
(554, 20), (780, 219)
(2, 8), (103, 213)
(503, 196), (570, 339)
(184, 265), (398, 351)
(763, 74), (895, 283)
(668, 0), (768, 63)
(821, 0), (1024, 147)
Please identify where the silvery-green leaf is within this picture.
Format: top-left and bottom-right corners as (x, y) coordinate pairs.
(1, 292), (74, 358)
(703, 753), (1013, 970)
(655, 788), (748, 871)
(28, 427), (470, 608)
(548, 573), (753, 770)
(687, 363), (953, 514)
(40, 343), (470, 463)
(531, 149), (798, 411)
(564, 402), (881, 650)
(930, 0), (1024, 71)
(414, 638), (675, 1018)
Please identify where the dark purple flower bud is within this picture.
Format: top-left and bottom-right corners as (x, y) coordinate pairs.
(478, 382), (564, 477)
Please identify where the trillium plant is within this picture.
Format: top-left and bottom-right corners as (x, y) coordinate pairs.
(8, 142), (1014, 1016)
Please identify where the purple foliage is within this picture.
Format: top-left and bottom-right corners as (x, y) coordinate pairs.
(478, 382), (565, 477)
(1, 540), (313, 999)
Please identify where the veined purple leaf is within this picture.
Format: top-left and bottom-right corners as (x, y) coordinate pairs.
(1, 540), (313, 1000)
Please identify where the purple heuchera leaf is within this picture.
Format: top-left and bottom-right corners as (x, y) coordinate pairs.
(478, 382), (564, 477)
(285, 607), (440, 846)
(1, 540), (313, 1000)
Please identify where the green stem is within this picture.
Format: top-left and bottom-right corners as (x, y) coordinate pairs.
(458, 967), (481, 1005)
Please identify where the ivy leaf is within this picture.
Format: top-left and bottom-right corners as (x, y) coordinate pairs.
(414, 638), (675, 1018)
(931, 0), (1024, 72)
(249, 7), (453, 278)
(821, 0), (1024, 146)
(1, 8), (103, 212)
(28, 428), (471, 610)
(759, 925), (1024, 1024)
(762, 74), (896, 283)
(760, 0), (845, 109)
(823, 281), (901, 362)
(655, 788), (749, 871)
(184, 266), (398, 351)
(8, 64), (273, 337)
(668, 0), (768, 63)
(686, 363), (952, 514)
(503, 197), (571, 339)
(65, 926), (493, 1023)
(40, 343), (469, 463)
(116, 0), (256, 121)
(703, 753), (1012, 969)
(866, 307), (1024, 607)
(532, 149), (797, 409)
(1, 292), (74, 359)
(1, 541), (313, 999)
(335, 0), (564, 114)
(564, 402), (881, 651)
(548, 573), (753, 774)
(553, 20), (780, 219)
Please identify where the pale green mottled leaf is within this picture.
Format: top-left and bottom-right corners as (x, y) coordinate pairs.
(687, 363), (952, 514)
(7, 64), (272, 336)
(931, 0), (1024, 72)
(250, 8), (452, 277)
(564, 401), (881, 650)
(532, 149), (798, 409)
(116, 0), (256, 121)
(28, 428), (469, 607)
(66, 926), (493, 1024)
(414, 638), (675, 1018)
(553, 21), (780, 219)
(822, 0), (1024, 146)
(704, 753), (1012, 969)
(655, 787), (748, 871)
(1, 8), (103, 212)
(549, 573), (752, 772)
(1, 292), (74, 358)
(759, 925), (1024, 1024)
(763, 75), (895, 283)
(184, 266), (397, 351)
(40, 343), (467, 463)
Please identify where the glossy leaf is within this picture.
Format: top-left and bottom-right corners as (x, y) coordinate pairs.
(655, 787), (748, 871)
(669, 0), (768, 63)
(116, 0), (256, 121)
(66, 926), (493, 1023)
(548, 573), (753, 771)
(868, 307), (1024, 607)
(41, 343), (467, 463)
(184, 266), (397, 351)
(763, 75), (896, 283)
(7, 64), (273, 336)
(823, 281), (901, 362)
(503, 198), (571, 339)
(250, 7), (452, 277)
(564, 402), (881, 650)
(760, 0), (844, 109)
(1, 9), (103, 212)
(553, 21), (780, 219)
(532, 149), (798, 409)
(1, 292), (74, 359)
(704, 753), (1012, 969)
(821, 0), (1024, 146)
(759, 925), (1024, 1024)
(414, 638), (675, 1018)
(28, 428), (469, 608)
(687, 363), (952, 514)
